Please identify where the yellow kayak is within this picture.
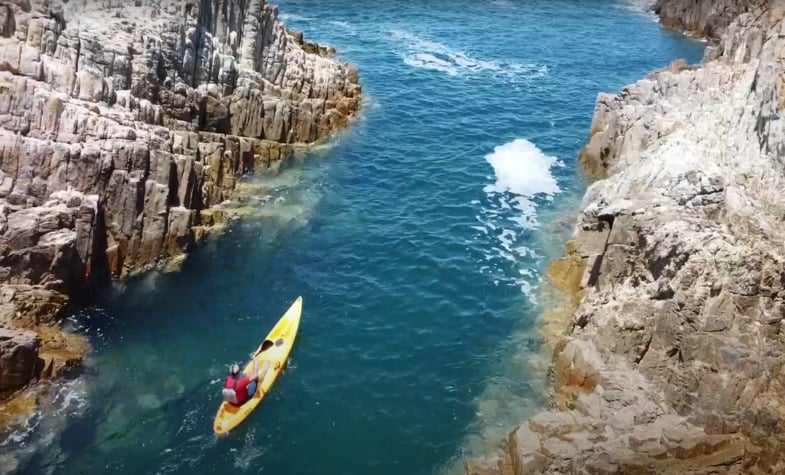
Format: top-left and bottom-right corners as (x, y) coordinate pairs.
(213, 296), (302, 435)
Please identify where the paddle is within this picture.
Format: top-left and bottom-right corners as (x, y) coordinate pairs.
(252, 357), (260, 378)
(252, 339), (275, 358)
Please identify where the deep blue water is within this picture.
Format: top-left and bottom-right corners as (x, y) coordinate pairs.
(2, 1), (703, 474)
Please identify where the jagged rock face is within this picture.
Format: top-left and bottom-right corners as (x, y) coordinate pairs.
(0, 0), (360, 141)
(0, 190), (98, 296)
(0, 0), (360, 401)
(470, 1), (785, 474)
(0, 327), (40, 395)
(653, 0), (766, 39)
(0, 0), (360, 278)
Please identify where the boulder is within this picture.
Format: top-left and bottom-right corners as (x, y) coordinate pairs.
(0, 327), (40, 393)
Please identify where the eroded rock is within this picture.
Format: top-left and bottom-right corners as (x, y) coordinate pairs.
(0, 0), (361, 405)
(0, 327), (39, 395)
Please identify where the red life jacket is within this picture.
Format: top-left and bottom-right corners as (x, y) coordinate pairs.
(224, 375), (251, 405)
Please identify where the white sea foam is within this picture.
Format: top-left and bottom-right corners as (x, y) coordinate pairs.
(488, 0), (515, 8)
(328, 20), (357, 36)
(473, 139), (563, 302)
(277, 13), (312, 23)
(158, 432), (218, 474)
(389, 30), (548, 80)
(52, 379), (88, 416)
(617, 0), (658, 20)
(404, 52), (460, 76)
(484, 139), (562, 227)
(233, 429), (268, 470)
(620, 0), (656, 11)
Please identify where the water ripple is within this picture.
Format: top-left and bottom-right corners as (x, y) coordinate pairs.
(389, 29), (548, 81)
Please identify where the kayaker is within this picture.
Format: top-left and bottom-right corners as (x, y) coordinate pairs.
(222, 362), (262, 406)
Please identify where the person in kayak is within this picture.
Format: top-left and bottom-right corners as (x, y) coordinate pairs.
(223, 361), (266, 406)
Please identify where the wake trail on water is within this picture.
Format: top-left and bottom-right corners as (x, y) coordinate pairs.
(388, 30), (548, 81)
(279, 13), (358, 36)
(277, 13), (312, 23)
(277, 18), (549, 81)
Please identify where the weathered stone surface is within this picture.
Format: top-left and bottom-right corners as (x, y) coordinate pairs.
(653, 0), (764, 39)
(0, 327), (39, 395)
(465, 456), (513, 475)
(0, 190), (97, 294)
(0, 0), (361, 405)
(0, 0), (360, 275)
(508, 425), (548, 474)
(0, 284), (68, 328)
(470, 1), (785, 473)
(35, 324), (89, 381)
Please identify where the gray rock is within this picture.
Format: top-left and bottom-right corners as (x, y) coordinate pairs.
(0, 327), (40, 394)
(0, 0), (361, 278)
(0, 0), (361, 403)
(653, 0), (762, 39)
(468, 1), (785, 473)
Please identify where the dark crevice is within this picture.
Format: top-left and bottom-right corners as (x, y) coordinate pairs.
(585, 215), (615, 290)
(167, 160), (180, 207)
(598, 213), (616, 230)
(585, 252), (605, 289)
(636, 333), (653, 365)
(88, 202), (111, 287)
(74, 37), (80, 74)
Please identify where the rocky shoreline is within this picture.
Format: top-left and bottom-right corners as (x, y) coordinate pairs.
(468, 1), (785, 473)
(0, 0), (360, 423)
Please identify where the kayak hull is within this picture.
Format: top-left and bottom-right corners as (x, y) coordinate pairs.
(213, 296), (302, 435)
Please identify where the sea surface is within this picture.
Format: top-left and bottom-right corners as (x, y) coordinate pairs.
(1, 1), (704, 474)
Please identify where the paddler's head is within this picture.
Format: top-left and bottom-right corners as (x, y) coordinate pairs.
(230, 363), (241, 376)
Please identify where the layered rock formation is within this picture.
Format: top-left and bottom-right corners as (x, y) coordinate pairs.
(653, 0), (764, 38)
(0, 327), (39, 397)
(469, 1), (785, 473)
(0, 0), (360, 402)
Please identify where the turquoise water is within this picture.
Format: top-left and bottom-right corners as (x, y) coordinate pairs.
(3, 2), (704, 474)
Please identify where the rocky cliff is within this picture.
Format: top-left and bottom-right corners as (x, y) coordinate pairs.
(653, 0), (764, 39)
(0, 0), (360, 404)
(468, 1), (785, 473)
